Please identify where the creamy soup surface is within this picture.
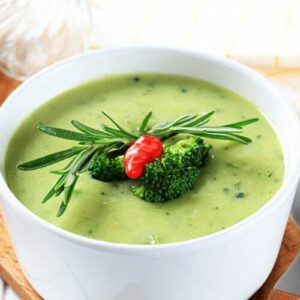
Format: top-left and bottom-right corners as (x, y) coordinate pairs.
(5, 74), (284, 244)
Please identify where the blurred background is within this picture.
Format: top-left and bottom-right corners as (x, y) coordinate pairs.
(1, 0), (300, 299)
(1, 0), (300, 73)
(2, 0), (300, 110)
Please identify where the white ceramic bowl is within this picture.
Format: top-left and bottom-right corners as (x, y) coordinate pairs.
(0, 47), (300, 300)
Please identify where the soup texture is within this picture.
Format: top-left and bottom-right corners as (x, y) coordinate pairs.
(5, 74), (284, 244)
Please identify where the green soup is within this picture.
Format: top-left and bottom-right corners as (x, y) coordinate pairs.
(5, 74), (284, 244)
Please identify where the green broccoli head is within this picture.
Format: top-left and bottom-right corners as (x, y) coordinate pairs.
(89, 155), (126, 181)
(131, 164), (201, 203)
(131, 137), (211, 203)
(163, 137), (211, 167)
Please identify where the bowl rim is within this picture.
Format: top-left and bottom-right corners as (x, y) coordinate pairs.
(1, 46), (300, 254)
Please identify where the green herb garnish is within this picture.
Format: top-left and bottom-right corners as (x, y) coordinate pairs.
(17, 111), (258, 216)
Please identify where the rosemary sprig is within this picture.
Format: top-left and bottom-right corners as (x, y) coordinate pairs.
(17, 111), (258, 216)
(147, 111), (258, 143)
(17, 147), (85, 170)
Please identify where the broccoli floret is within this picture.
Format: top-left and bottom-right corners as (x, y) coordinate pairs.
(131, 164), (201, 202)
(163, 137), (211, 167)
(89, 155), (126, 181)
(131, 137), (211, 202)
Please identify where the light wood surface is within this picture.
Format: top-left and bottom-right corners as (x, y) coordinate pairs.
(0, 72), (20, 105)
(0, 212), (42, 300)
(0, 72), (299, 300)
(269, 289), (300, 300)
(251, 217), (300, 299)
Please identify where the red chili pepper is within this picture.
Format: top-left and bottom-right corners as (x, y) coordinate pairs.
(124, 135), (163, 179)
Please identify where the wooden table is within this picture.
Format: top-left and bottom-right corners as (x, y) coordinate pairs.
(0, 72), (299, 300)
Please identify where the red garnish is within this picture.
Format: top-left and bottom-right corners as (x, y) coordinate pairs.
(124, 135), (163, 179)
